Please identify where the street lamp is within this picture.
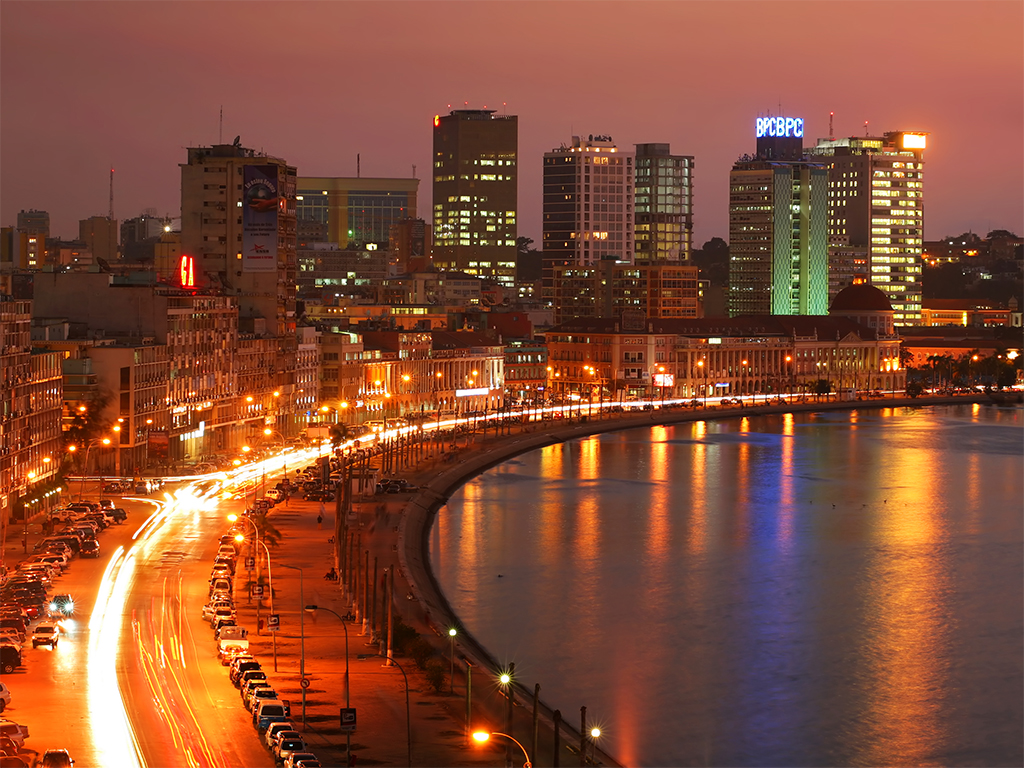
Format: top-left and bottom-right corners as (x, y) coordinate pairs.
(306, 604), (352, 759)
(22, 471), (37, 553)
(696, 359), (707, 408)
(231, 519), (276, 670)
(448, 628), (458, 694)
(472, 731), (532, 768)
(378, 653), (412, 766)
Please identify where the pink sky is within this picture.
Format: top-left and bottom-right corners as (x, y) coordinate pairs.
(2, 1), (1022, 246)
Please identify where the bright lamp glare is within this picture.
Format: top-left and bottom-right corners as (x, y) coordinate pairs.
(591, 727), (601, 738)
(472, 732), (490, 743)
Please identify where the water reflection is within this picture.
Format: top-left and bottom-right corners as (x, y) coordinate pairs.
(432, 405), (1023, 766)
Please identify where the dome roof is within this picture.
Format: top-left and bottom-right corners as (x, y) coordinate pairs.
(830, 284), (893, 312)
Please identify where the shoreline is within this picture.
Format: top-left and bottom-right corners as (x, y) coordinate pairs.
(394, 394), (993, 766)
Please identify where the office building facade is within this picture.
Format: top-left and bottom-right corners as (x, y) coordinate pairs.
(179, 141), (299, 423)
(808, 131), (926, 325)
(432, 109), (518, 286)
(729, 117), (828, 316)
(296, 177), (419, 249)
(542, 135), (635, 301)
(634, 143), (693, 263)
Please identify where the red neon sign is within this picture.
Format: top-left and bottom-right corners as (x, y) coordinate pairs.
(179, 255), (195, 288)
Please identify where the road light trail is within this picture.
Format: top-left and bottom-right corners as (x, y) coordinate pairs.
(88, 545), (144, 768)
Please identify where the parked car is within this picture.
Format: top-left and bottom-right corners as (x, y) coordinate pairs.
(244, 685), (278, 712)
(0, 684), (10, 714)
(302, 489), (334, 502)
(284, 754), (320, 768)
(32, 623), (60, 648)
(276, 737), (307, 764)
(230, 659), (261, 686)
(0, 721), (29, 750)
(0, 647), (21, 674)
(264, 721), (296, 750)
(79, 539), (100, 559)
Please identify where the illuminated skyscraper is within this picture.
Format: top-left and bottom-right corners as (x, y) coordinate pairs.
(432, 109), (518, 286)
(634, 143), (693, 264)
(729, 117), (829, 316)
(808, 131), (926, 325)
(542, 135), (635, 302)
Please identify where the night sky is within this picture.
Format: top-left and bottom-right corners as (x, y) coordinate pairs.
(2, 1), (1021, 246)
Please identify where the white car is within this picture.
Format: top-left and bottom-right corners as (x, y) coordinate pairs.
(0, 719), (29, 749)
(32, 623), (60, 648)
(0, 682), (10, 714)
(276, 737), (307, 764)
(264, 721), (296, 750)
(202, 600), (233, 622)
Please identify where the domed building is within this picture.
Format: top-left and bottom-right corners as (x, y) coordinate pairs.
(829, 284), (896, 337)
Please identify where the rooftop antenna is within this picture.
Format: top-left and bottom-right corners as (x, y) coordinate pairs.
(864, 120), (869, 137)
(108, 167), (114, 220)
(219, 105), (223, 144)
(829, 111), (834, 141)
(357, 153), (360, 178)
(412, 164), (416, 178)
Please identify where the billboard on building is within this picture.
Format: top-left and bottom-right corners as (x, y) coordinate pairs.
(242, 165), (280, 272)
(148, 429), (170, 460)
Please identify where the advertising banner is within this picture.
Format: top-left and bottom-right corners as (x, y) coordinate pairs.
(242, 164), (280, 272)
(147, 429), (170, 460)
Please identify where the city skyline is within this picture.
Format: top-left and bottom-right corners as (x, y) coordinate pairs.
(1, 1), (1022, 246)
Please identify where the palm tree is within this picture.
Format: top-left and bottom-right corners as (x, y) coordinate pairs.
(328, 423), (350, 451)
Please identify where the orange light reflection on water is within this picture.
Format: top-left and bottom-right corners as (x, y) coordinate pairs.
(855, 439), (951, 765)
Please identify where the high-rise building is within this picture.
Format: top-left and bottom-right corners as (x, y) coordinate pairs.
(296, 177), (419, 248)
(634, 143), (693, 263)
(79, 215), (118, 262)
(808, 131), (926, 325)
(432, 109), (518, 286)
(180, 141), (299, 421)
(729, 116), (828, 316)
(542, 135), (635, 302)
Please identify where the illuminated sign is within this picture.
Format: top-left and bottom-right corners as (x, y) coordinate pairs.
(901, 133), (927, 149)
(653, 373), (675, 388)
(756, 116), (804, 139)
(179, 255), (195, 288)
(456, 387), (490, 397)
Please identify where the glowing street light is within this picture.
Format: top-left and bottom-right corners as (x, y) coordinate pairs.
(472, 731), (531, 767)
(448, 628), (457, 694)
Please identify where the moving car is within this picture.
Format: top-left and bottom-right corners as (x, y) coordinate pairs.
(32, 623), (60, 648)
(48, 594), (75, 617)
(40, 749), (75, 767)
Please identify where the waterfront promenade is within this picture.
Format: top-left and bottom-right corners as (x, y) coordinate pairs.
(6, 393), (993, 767)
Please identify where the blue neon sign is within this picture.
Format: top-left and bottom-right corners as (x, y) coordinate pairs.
(756, 117), (804, 139)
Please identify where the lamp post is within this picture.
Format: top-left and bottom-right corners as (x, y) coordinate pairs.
(378, 652), (412, 766)
(305, 605), (351, 758)
(473, 731), (532, 768)
(233, 521), (276, 669)
(448, 627), (458, 694)
(740, 359), (748, 405)
(279, 564), (305, 727)
(694, 359), (704, 408)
